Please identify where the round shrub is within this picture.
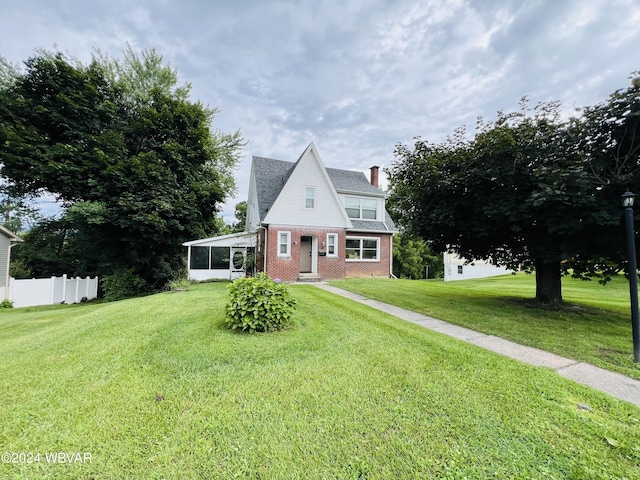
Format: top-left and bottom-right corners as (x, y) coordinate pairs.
(225, 273), (296, 333)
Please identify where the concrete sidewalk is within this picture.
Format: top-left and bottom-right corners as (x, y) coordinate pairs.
(313, 283), (640, 408)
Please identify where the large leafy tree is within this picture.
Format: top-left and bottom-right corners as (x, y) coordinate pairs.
(231, 201), (248, 233)
(392, 233), (442, 279)
(389, 88), (640, 304)
(0, 49), (242, 296)
(0, 194), (40, 234)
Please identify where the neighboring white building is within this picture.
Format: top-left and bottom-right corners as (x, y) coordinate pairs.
(443, 251), (512, 282)
(0, 225), (22, 300)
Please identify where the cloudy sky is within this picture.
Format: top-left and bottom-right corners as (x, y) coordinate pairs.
(1, 0), (640, 224)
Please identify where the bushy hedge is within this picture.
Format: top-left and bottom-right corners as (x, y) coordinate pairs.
(225, 273), (296, 333)
(0, 299), (14, 308)
(102, 268), (148, 302)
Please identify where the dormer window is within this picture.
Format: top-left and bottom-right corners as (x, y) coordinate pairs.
(345, 197), (377, 220)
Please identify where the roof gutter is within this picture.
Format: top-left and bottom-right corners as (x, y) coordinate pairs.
(336, 189), (387, 198)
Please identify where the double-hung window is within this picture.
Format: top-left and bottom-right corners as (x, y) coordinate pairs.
(345, 197), (377, 220)
(304, 187), (316, 209)
(345, 237), (379, 261)
(278, 231), (291, 257)
(326, 233), (338, 257)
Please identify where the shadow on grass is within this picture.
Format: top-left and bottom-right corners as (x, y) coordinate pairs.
(507, 298), (602, 315)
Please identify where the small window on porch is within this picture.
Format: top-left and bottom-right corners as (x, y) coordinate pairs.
(327, 233), (338, 257)
(278, 231), (291, 257)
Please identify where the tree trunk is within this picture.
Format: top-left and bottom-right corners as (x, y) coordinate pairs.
(535, 259), (563, 304)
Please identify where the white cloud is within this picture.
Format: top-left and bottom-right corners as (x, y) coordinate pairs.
(1, 0), (640, 225)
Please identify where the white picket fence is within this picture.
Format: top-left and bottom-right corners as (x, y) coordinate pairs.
(9, 275), (99, 308)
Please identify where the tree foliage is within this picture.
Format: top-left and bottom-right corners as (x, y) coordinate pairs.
(389, 82), (640, 303)
(392, 233), (442, 279)
(0, 194), (40, 234)
(231, 201), (248, 233)
(0, 49), (243, 296)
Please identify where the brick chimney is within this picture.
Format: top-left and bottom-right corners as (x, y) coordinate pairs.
(370, 166), (379, 188)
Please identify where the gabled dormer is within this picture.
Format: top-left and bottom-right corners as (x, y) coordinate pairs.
(328, 167), (395, 233)
(249, 143), (352, 229)
(246, 143), (397, 233)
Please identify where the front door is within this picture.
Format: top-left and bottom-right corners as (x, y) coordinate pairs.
(300, 236), (312, 273)
(230, 248), (245, 280)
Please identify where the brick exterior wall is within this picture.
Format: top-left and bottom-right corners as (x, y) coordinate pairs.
(259, 225), (392, 282)
(344, 232), (392, 278)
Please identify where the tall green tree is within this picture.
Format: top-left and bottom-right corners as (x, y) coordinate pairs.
(0, 194), (39, 234)
(392, 233), (442, 279)
(389, 93), (639, 304)
(0, 49), (242, 297)
(0, 56), (19, 89)
(231, 201), (248, 233)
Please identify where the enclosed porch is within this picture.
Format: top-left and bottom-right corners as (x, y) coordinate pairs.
(183, 231), (257, 281)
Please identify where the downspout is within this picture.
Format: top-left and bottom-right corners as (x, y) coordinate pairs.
(186, 246), (192, 281)
(5, 241), (18, 300)
(259, 225), (268, 275)
(389, 233), (397, 279)
(382, 196), (397, 279)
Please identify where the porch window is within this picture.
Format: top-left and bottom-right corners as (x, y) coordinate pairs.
(278, 231), (291, 257)
(327, 233), (338, 257)
(190, 246), (209, 269)
(211, 247), (230, 269)
(345, 237), (379, 261)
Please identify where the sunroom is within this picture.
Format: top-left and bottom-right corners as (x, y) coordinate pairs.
(182, 231), (256, 281)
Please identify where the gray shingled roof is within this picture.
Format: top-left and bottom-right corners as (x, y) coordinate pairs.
(252, 157), (294, 222)
(252, 156), (397, 232)
(326, 167), (386, 196)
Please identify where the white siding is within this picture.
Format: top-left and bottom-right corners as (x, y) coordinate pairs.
(246, 169), (261, 230)
(443, 252), (512, 282)
(264, 146), (351, 228)
(0, 235), (8, 287)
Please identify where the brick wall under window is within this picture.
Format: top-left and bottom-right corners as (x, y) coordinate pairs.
(345, 233), (391, 278)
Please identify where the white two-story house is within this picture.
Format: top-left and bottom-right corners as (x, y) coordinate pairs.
(184, 143), (397, 282)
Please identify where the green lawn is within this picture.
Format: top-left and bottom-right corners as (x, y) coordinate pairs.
(332, 274), (640, 381)
(1, 282), (640, 479)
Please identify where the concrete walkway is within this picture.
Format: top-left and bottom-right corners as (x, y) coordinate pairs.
(313, 283), (640, 408)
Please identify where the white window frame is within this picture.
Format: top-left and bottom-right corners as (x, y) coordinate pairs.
(304, 187), (316, 210)
(278, 231), (291, 257)
(326, 233), (338, 257)
(345, 236), (380, 262)
(345, 196), (377, 220)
